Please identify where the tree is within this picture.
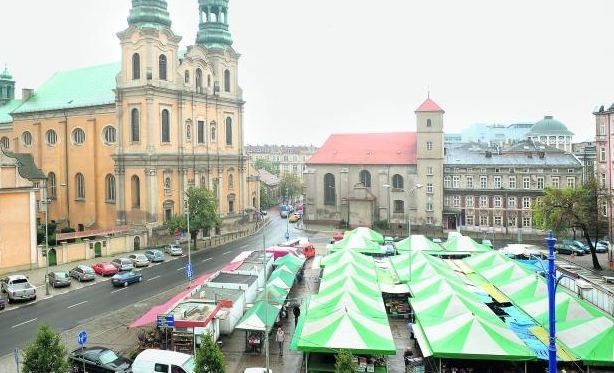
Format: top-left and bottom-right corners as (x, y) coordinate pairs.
(335, 349), (357, 373)
(254, 158), (279, 175)
(167, 187), (220, 247)
(259, 184), (277, 209)
(194, 332), (225, 373)
(279, 173), (302, 203)
(533, 180), (605, 270)
(22, 325), (69, 373)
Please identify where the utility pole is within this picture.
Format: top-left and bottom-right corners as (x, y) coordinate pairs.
(263, 234), (270, 372)
(186, 194), (192, 287)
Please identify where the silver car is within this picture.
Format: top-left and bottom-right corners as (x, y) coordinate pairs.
(129, 254), (150, 267)
(111, 258), (134, 272)
(69, 265), (96, 282)
(165, 244), (183, 256)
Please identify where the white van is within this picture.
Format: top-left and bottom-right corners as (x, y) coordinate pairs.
(132, 349), (195, 373)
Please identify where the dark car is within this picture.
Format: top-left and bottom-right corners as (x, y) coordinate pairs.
(48, 271), (71, 288)
(69, 265), (96, 282)
(111, 271), (143, 287)
(555, 243), (585, 256)
(69, 346), (132, 373)
(144, 249), (165, 263)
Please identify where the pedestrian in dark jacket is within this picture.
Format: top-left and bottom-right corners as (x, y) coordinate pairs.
(293, 305), (301, 326)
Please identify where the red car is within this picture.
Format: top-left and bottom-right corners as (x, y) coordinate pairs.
(332, 232), (344, 242)
(92, 262), (118, 276)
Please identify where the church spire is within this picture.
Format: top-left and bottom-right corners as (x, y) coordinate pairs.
(128, 0), (172, 29)
(196, 0), (233, 48)
(0, 65), (15, 106)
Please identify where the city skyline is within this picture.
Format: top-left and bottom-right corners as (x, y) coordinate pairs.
(2, 0), (614, 145)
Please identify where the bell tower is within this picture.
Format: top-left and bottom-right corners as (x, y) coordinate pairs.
(0, 66), (15, 106)
(196, 0), (233, 48)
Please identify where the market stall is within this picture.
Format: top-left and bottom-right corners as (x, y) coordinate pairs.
(395, 234), (443, 253)
(235, 300), (281, 353)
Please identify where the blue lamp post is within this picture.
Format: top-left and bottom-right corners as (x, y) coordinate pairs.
(545, 231), (557, 373)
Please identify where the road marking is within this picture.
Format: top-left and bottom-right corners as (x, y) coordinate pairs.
(147, 275), (161, 282)
(223, 251), (232, 255)
(176, 266), (185, 271)
(67, 301), (88, 309)
(12, 318), (37, 328)
(111, 287), (128, 294)
(202, 258), (212, 262)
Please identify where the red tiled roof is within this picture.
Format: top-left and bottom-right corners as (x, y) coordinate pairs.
(415, 97), (444, 113)
(307, 132), (417, 165)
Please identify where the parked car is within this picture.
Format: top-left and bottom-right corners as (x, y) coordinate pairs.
(48, 271), (71, 288)
(132, 349), (194, 373)
(69, 265), (96, 282)
(595, 240), (609, 253)
(165, 244), (183, 256)
(563, 240), (589, 254)
(144, 249), (165, 263)
(0, 275), (36, 303)
(111, 271), (143, 287)
(68, 346), (132, 373)
(92, 262), (119, 276)
(332, 232), (344, 242)
(288, 214), (300, 223)
(432, 238), (443, 244)
(481, 239), (493, 249)
(129, 253), (150, 267)
(554, 243), (585, 256)
(111, 257), (134, 272)
(280, 210), (289, 218)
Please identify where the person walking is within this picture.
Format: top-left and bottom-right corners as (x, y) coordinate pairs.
(293, 305), (301, 326)
(276, 327), (285, 356)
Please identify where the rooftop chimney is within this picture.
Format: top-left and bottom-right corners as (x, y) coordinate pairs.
(22, 88), (34, 101)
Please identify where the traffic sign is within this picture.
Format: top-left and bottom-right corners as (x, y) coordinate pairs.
(284, 232), (290, 240)
(77, 330), (87, 346)
(185, 263), (193, 280)
(157, 314), (175, 328)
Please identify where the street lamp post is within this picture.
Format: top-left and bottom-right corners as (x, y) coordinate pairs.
(545, 231), (557, 373)
(407, 184), (423, 283)
(184, 194), (192, 287)
(43, 197), (50, 296)
(383, 184), (392, 231)
(284, 188), (289, 240)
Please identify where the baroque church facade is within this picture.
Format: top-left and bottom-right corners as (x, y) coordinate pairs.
(0, 0), (259, 232)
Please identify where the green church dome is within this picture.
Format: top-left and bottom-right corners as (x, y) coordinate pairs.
(128, 0), (172, 29)
(0, 66), (13, 81)
(527, 115), (573, 136)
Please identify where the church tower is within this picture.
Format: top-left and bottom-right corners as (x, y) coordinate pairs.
(0, 66), (15, 106)
(196, 0), (234, 48)
(415, 96), (445, 229)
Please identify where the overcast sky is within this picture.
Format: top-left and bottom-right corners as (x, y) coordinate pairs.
(2, 0), (613, 146)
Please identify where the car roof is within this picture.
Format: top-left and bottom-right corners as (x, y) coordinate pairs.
(135, 349), (191, 364)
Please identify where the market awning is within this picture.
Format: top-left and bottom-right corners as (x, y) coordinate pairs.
(396, 235), (443, 252)
(235, 300), (282, 332)
(343, 226), (385, 244)
(329, 234), (386, 255)
(442, 236), (491, 253)
(555, 317), (614, 366)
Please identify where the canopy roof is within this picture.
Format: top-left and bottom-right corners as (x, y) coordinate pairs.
(294, 305), (396, 355)
(256, 284), (289, 305)
(267, 269), (295, 290)
(320, 247), (375, 270)
(235, 301), (281, 332)
(309, 287), (386, 317)
(443, 236), (491, 253)
(496, 275), (549, 300)
(319, 273), (381, 298)
(463, 251), (511, 269)
(478, 260), (533, 284)
(411, 291), (494, 320)
(396, 235), (443, 252)
(344, 226), (385, 244)
(274, 254), (305, 273)
(416, 313), (536, 361)
(390, 252), (456, 284)
(330, 234), (385, 255)
(515, 291), (605, 325)
(556, 317), (614, 366)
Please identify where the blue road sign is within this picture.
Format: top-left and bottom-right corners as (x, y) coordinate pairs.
(78, 330), (87, 346)
(157, 314), (175, 328)
(13, 348), (18, 365)
(284, 232), (290, 240)
(185, 263), (193, 279)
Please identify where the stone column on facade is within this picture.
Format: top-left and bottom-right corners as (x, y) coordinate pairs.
(178, 168), (186, 215)
(116, 165), (126, 225)
(340, 168), (349, 225)
(146, 95), (154, 154)
(146, 168), (158, 223)
(61, 242), (68, 265)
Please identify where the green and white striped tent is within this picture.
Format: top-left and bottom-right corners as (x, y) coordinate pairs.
(256, 284), (289, 305)
(514, 291), (605, 325)
(410, 291), (495, 320)
(396, 234), (443, 252)
(495, 275), (549, 300)
(463, 250), (511, 269)
(390, 252), (455, 284)
(267, 268), (295, 290)
(329, 234), (386, 255)
(478, 260), (533, 284)
(344, 226), (385, 244)
(414, 312), (536, 361)
(319, 273), (381, 298)
(274, 254), (305, 274)
(409, 275), (482, 299)
(235, 300), (282, 332)
(293, 302), (396, 355)
(310, 286), (386, 317)
(442, 236), (491, 253)
(556, 316), (614, 366)
(320, 247), (375, 270)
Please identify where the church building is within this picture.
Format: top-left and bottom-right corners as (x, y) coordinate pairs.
(0, 0), (260, 233)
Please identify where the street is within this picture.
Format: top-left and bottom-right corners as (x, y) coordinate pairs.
(0, 216), (304, 357)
